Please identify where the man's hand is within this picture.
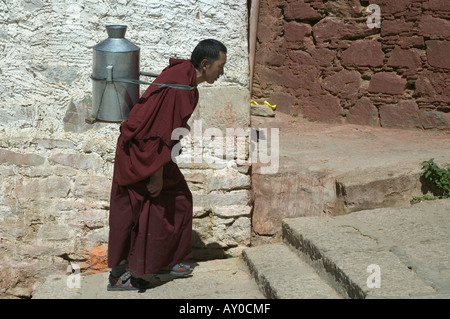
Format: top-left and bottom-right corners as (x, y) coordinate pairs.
(146, 166), (163, 197)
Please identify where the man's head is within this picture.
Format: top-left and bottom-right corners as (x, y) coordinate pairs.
(191, 39), (227, 85)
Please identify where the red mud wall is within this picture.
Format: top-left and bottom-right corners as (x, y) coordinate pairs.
(252, 0), (450, 130)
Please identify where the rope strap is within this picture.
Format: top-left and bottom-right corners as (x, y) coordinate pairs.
(90, 74), (197, 91)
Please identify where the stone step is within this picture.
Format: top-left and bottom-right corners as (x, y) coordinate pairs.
(252, 166), (427, 236)
(281, 201), (450, 299)
(244, 199), (450, 299)
(242, 243), (343, 299)
(282, 219), (366, 299)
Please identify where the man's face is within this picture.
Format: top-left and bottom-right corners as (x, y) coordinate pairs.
(204, 51), (227, 84)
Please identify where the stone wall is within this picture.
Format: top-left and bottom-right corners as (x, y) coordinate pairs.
(0, 0), (250, 298)
(252, 0), (450, 130)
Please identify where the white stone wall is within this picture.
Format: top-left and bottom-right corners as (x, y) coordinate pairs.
(0, 0), (250, 298)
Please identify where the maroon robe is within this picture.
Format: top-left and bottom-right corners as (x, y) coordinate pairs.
(108, 59), (199, 276)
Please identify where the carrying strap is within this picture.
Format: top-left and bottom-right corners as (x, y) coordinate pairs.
(90, 71), (197, 91)
(87, 71), (197, 123)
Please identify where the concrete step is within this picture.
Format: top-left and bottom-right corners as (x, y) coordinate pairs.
(281, 200), (450, 299)
(244, 199), (450, 299)
(242, 243), (343, 299)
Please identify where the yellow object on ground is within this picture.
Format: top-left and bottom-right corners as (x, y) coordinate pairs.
(251, 99), (276, 110)
(264, 100), (276, 110)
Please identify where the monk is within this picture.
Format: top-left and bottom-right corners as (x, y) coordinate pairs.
(107, 39), (227, 291)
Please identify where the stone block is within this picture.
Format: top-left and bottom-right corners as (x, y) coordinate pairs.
(387, 46), (422, 70)
(192, 190), (250, 209)
(322, 70), (362, 97)
(212, 205), (252, 218)
(192, 206), (210, 218)
(414, 70), (450, 103)
(323, 0), (361, 18)
(193, 215), (232, 249)
(313, 18), (378, 44)
(72, 175), (111, 202)
(63, 97), (92, 133)
(20, 165), (78, 179)
(368, 72), (407, 95)
(206, 167), (250, 192)
(283, 0), (321, 21)
(69, 206), (108, 229)
(257, 15), (282, 43)
(81, 135), (119, 156)
(266, 92), (297, 114)
(257, 20), (275, 43)
(37, 222), (72, 242)
(48, 153), (104, 171)
(191, 86), (250, 132)
(182, 169), (211, 185)
(263, 66), (303, 89)
(379, 101), (422, 129)
(423, 0), (450, 12)
(419, 15), (450, 40)
(12, 176), (71, 200)
(299, 94), (343, 123)
(269, 65), (321, 95)
(0, 264), (37, 299)
(334, 167), (425, 215)
(255, 42), (285, 67)
(341, 40), (384, 68)
(0, 166), (16, 178)
(426, 40), (450, 70)
(376, 0), (423, 16)
(224, 217), (251, 246)
(252, 171), (337, 236)
(284, 21), (312, 43)
(31, 138), (76, 150)
(0, 150), (45, 166)
(381, 20), (414, 37)
(398, 36), (425, 49)
(419, 110), (450, 130)
(312, 18), (347, 43)
(346, 97), (380, 127)
(415, 75), (436, 99)
(310, 48), (336, 66)
(250, 104), (274, 117)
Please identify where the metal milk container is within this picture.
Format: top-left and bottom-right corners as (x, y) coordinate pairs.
(91, 25), (140, 122)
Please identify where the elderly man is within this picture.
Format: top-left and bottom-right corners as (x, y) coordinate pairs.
(107, 39), (227, 291)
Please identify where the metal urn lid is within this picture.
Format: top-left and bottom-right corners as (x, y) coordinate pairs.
(93, 25), (140, 53)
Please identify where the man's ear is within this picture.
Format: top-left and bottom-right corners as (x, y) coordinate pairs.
(200, 58), (210, 69)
